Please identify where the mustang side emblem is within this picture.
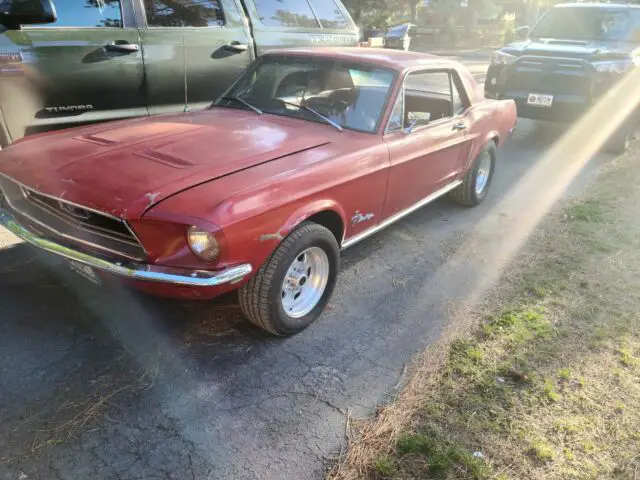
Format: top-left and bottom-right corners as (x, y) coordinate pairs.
(351, 211), (375, 225)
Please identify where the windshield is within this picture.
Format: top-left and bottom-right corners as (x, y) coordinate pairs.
(530, 7), (640, 41)
(214, 56), (396, 134)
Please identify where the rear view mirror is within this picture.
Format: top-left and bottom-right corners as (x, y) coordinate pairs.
(515, 26), (531, 39)
(0, 0), (57, 27)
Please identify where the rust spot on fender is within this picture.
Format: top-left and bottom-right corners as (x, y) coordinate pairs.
(260, 232), (284, 242)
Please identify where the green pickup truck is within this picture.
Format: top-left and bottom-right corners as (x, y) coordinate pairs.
(0, 0), (358, 147)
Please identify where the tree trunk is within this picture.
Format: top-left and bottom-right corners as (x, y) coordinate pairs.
(353, 0), (362, 24)
(410, 1), (418, 22)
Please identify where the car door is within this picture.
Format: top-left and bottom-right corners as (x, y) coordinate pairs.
(381, 69), (473, 218)
(137, 0), (253, 115)
(242, 0), (358, 55)
(0, 0), (146, 142)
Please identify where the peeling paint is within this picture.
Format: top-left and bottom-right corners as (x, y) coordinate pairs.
(260, 232), (284, 242)
(61, 178), (75, 185)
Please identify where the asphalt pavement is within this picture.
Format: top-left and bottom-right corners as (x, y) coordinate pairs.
(0, 55), (615, 480)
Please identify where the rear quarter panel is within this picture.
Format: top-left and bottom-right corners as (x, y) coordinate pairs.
(463, 98), (517, 170)
(145, 131), (389, 271)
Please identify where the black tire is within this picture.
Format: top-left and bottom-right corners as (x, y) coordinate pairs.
(238, 222), (340, 336)
(450, 142), (496, 207)
(605, 129), (632, 155)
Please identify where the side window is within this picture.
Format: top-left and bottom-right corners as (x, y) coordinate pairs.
(308, 0), (348, 28)
(386, 87), (404, 132)
(403, 70), (458, 128)
(450, 72), (469, 115)
(627, 10), (640, 41)
(144, 0), (224, 27)
(36, 0), (122, 28)
(253, 0), (319, 28)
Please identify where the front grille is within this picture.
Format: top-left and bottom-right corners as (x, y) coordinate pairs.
(0, 176), (146, 261)
(504, 58), (593, 97)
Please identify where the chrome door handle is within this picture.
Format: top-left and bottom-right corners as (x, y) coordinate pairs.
(224, 42), (249, 53)
(452, 122), (467, 131)
(105, 42), (139, 53)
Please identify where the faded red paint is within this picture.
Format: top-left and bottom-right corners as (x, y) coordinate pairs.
(0, 48), (517, 299)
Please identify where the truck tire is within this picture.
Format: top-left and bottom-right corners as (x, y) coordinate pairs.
(239, 222), (340, 336)
(450, 142), (496, 207)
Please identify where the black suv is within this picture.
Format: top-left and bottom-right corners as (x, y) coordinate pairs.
(485, 3), (640, 153)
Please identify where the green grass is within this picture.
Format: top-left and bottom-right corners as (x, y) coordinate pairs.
(395, 432), (491, 479)
(374, 455), (397, 478)
(565, 198), (606, 223)
(330, 150), (640, 480)
(529, 439), (555, 462)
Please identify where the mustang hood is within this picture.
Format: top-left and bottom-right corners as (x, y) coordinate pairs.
(0, 109), (331, 219)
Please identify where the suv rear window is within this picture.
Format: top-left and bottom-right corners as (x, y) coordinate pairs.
(253, 0), (319, 28)
(144, 0), (224, 27)
(531, 7), (640, 42)
(33, 0), (122, 28)
(311, 1), (348, 29)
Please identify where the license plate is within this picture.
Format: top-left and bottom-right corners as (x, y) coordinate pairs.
(527, 93), (554, 107)
(67, 260), (102, 286)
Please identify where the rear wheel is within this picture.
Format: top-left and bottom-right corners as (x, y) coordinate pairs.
(450, 143), (496, 206)
(238, 222), (340, 336)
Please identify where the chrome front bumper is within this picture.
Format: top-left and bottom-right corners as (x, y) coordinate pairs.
(0, 207), (252, 287)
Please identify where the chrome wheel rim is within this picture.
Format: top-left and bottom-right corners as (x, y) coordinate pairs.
(475, 154), (491, 195)
(281, 247), (330, 318)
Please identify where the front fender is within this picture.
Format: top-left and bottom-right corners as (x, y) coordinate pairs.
(275, 199), (347, 243)
(215, 196), (347, 273)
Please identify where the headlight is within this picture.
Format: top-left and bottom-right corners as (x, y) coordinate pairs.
(187, 226), (220, 262)
(490, 51), (516, 66)
(592, 59), (634, 74)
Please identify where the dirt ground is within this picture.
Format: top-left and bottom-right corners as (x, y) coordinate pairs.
(330, 144), (640, 479)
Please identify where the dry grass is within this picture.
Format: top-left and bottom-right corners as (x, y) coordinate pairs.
(329, 151), (640, 480)
(1, 368), (156, 464)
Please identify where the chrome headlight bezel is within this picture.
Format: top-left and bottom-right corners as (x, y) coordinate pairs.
(187, 225), (220, 262)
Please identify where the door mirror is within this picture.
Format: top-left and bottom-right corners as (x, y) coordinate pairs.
(515, 26), (531, 39)
(0, 0), (57, 27)
(404, 111), (431, 133)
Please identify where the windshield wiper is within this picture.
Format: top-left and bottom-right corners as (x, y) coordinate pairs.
(221, 96), (263, 115)
(281, 101), (343, 132)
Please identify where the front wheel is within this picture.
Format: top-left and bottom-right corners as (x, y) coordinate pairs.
(238, 222), (340, 336)
(450, 143), (496, 207)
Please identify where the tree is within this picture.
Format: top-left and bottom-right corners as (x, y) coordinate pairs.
(343, 0), (420, 29)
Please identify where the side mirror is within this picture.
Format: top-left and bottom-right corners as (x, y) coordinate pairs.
(0, 0), (57, 27)
(515, 26), (531, 39)
(404, 111), (431, 134)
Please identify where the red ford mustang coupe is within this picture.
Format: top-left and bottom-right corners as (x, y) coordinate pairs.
(0, 48), (516, 336)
